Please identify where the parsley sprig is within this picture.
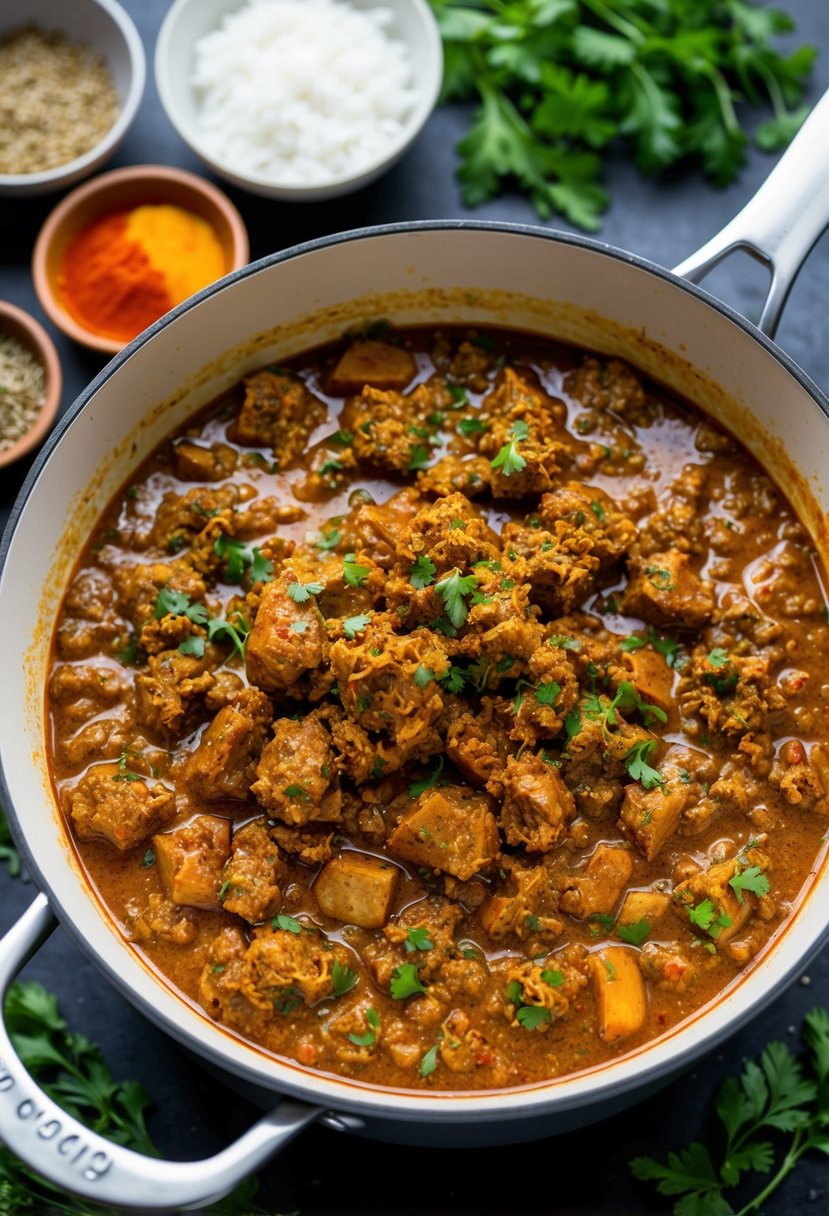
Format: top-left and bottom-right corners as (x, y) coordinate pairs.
(631, 1007), (829, 1216)
(490, 419), (529, 477)
(214, 534), (273, 585)
(430, 0), (815, 230)
(435, 569), (479, 629)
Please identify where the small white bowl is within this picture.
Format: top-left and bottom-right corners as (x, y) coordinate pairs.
(155, 0), (443, 202)
(0, 0), (146, 198)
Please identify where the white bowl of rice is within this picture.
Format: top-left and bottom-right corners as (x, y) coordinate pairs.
(155, 0), (443, 201)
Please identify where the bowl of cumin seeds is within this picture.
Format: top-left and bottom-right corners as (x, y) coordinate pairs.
(0, 302), (62, 468)
(0, 0), (145, 197)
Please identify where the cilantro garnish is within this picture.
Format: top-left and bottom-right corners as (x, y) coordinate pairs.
(439, 665), (468, 694)
(332, 960), (358, 997)
(408, 444), (431, 471)
(348, 1007), (380, 1047)
(409, 756), (445, 798)
(315, 527), (341, 550)
(390, 963), (427, 1000)
(152, 588), (208, 625)
(534, 680), (561, 708)
(409, 555), (437, 589)
(458, 416), (488, 437)
(405, 927), (434, 953)
(490, 419), (529, 477)
(214, 534), (273, 584)
(435, 569), (479, 629)
(206, 611), (251, 661)
(287, 579), (325, 604)
(625, 739), (664, 790)
(343, 613), (371, 639)
(617, 919), (651, 947)
(729, 864), (770, 905)
(419, 1043), (440, 1077)
(272, 913), (303, 934)
(343, 553), (370, 587)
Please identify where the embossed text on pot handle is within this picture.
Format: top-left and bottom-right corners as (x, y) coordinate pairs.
(673, 89), (829, 338)
(0, 894), (332, 1213)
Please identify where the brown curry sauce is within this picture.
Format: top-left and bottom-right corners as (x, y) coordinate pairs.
(47, 327), (829, 1090)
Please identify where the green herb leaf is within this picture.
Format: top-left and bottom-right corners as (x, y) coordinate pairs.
(409, 756), (445, 799)
(343, 613), (372, 639)
(435, 569), (478, 629)
(390, 963), (427, 1000)
(405, 927), (434, 953)
(409, 554), (437, 589)
(332, 960), (358, 997)
(617, 919), (650, 947)
(287, 579), (325, 603)
(343, 555), (371, 588)
(214, 534), (273, 584)
(729, 864), (770, 905)
(273, 913), (303, 934)
(419, 1043), (440, 1077)
(625, 739), (664, 790)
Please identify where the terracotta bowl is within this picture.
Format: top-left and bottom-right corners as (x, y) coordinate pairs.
(32, 163), (250, 354)
(0, 301), (62, 469)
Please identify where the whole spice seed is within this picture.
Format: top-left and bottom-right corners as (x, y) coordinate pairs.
(0, 335), (46, 453)
(0, 26), (119, 176)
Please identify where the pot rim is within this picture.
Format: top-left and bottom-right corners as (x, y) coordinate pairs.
(3, 218), (828, 1120)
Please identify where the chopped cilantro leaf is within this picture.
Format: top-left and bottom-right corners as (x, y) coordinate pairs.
(409, 555), (437, 589)
(390, 963), (427, 1000)
(287, 579), (325, 604)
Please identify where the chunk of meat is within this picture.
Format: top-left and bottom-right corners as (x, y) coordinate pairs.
(344, 383), (438, 476)
(394, 492), (500, 575)
(673, 851), (769, 948)
(229, 370), (327, 465)
(153, 815), (231, 910)
(478, 858), (562, 943)
(498, 754), (576, 852)
(314, 853), (400, 928)
(388, 785), (500, 880)
(173, 440), (238, 482)
(559, 844), (635, 919)
(329, 619), (449, 749)
(348, 488), (421, 570)
(445, 709), (511, 788)
(114, 560), (208, 634)
(245, 568), (329, 693)
(622, 550), (715, 629)
(679, 647), (785, 739)
(618, 751), (700, 861)
(150, 485), (238, 553)
(438, 1010), (499, 1075)
(251, 715), (341, 825)
(329, 340), (416, 393)
(129, 893), (195, 946)
(588, 947), (647, 1041)
(70, 764), (175, 851)
(199, 924), (352, 1032)
(135, 650), (215, 743)
(221, 820), (284, 924)
(639, 941), (697, 992)
(184, 688), (273, 802)
(503, 951), (589, 1030)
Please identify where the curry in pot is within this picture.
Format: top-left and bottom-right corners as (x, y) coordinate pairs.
(47, 327), (829, 1090)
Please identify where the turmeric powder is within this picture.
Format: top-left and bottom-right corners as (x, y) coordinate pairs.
(57, 203), (228, 344)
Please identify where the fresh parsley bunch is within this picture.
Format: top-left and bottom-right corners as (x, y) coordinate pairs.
(428, 0), (816, 229)
(631, 1007), (829, 1215)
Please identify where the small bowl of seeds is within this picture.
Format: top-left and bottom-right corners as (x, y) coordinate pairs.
(0, 302), (62, 468)
(0, 0), (145, 197)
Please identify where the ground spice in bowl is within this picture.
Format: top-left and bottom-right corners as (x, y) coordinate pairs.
(0, 333), (46, 455)
(0, 25), (120, 175)
(56, 202), (228, 345)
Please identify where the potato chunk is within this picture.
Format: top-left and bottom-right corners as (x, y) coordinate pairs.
(559, 844), (634, 919)
(329, 340), (416, 393)
(314, 853), (400, 928)
(387, 785), (500, 881)
(618, 889), (671, 929)
(589, 947), (647, 1041)
(153, 815), (231, 910)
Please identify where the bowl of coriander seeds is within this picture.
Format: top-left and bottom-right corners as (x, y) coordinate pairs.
(0, 302), (62, 468)
(0, 0), (145, 196)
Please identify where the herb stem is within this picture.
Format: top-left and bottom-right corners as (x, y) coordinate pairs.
(581, 0), (646, 44)
(733, 1130), (806, 1216)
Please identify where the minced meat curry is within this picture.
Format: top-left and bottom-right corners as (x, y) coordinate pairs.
(47, 326), (829, 1090)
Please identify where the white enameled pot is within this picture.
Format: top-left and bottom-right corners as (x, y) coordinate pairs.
(2, 93), (829, 1215)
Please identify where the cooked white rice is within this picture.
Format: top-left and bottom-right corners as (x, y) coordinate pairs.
(190, 0), (418, 186)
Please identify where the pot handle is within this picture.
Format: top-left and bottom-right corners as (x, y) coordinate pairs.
(0, 894), (352, 1213)
(673, 89), (829, 338)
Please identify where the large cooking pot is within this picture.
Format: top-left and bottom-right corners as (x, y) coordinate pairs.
(2, 92), (829, 1214)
